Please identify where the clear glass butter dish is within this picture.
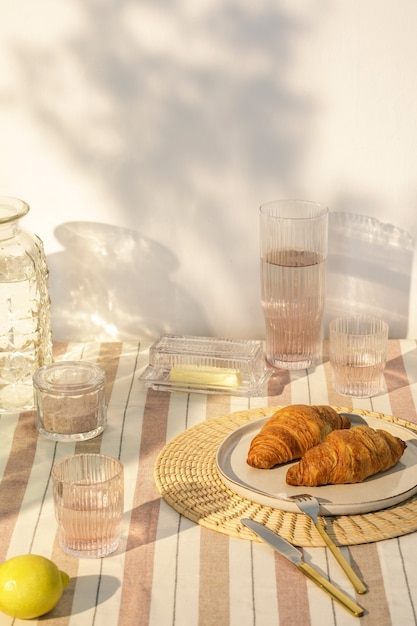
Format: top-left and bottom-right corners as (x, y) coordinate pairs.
(139, 335), (271, 396)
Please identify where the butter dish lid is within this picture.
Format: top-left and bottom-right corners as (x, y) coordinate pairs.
(139, 334), (271, 396)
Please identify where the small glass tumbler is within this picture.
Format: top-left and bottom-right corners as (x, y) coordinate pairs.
(52, 453), (124, 558)
(329, 315), (389, 397)
(33, 361), (106, 442)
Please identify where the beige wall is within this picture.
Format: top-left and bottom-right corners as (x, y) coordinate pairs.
(1, 1), (416, 341)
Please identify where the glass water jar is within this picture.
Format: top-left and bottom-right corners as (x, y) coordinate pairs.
(33, 361), (107, 442)
(0, 196), (52, 411)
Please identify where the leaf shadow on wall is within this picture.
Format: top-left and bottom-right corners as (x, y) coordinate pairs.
(48, 221), (212, 341)
(14, 3), (315, 344)
(324, 212), (415, 338)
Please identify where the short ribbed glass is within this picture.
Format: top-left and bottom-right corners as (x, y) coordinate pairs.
(260, 200), (329, 369)
(52, 454), (124, 558)
(329, 315), (389, 397)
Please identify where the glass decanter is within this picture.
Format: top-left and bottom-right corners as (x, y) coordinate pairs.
(0, 196), (52, 411)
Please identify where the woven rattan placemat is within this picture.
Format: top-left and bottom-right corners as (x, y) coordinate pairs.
(154, 406), (417, 546)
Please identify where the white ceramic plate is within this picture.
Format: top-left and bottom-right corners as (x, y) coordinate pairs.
(215, 413), (417, 515)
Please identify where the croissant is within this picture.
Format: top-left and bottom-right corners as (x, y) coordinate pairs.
(246, 404), (350, 469)
(286, 425), (407, 486)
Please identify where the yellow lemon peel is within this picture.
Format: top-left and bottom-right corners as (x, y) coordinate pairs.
(0, 554), (70, 619)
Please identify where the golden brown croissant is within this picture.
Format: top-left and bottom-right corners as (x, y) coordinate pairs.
(286, 425), (407, 486)
(246, 404), (350, 469)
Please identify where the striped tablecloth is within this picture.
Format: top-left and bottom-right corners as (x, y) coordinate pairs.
(0, 339), (417, 626)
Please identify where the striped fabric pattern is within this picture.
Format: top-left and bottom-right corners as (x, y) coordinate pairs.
(0, 340), (416, 625)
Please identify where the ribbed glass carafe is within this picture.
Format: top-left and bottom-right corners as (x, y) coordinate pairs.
(0, 196), (52, 411)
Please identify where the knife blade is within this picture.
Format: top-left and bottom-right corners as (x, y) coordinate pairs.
(241, 519), (364, 618)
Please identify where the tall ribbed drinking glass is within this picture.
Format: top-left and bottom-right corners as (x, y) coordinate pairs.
(260, 200), (329, 369)
(52, 454), (124, 558)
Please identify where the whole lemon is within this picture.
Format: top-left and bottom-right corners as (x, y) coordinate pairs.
(0, 554), (70, 619)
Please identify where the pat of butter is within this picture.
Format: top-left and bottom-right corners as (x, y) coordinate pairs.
(169, 365), (242, 388)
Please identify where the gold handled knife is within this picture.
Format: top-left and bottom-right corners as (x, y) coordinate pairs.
(241, 519), (364, 618)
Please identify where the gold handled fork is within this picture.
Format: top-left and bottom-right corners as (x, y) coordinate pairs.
(291, 494), (367, 595)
